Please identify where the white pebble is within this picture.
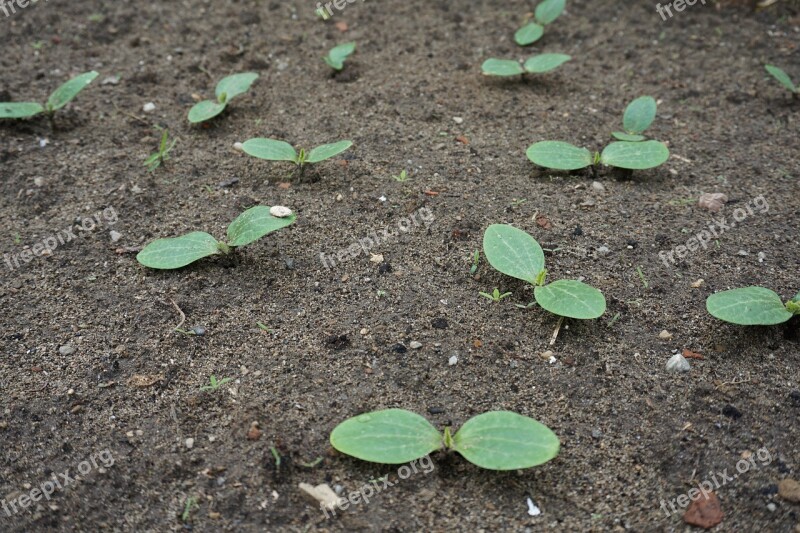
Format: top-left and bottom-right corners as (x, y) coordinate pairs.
(410, 341), (422, 350)
(269, 206), (293, 218)
(185, 438), (194, 449)
(142, 102), (156, 112)
(666, 353), (691, 372)
(109, 231), (122, 243)
(448, 355), (458, 366)
(233, 142), (244, 151)
(453, 116), (464, 124)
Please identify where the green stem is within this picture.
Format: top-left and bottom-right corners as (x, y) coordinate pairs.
(443, 426), (454, 449)
(217, 242), (231, 255)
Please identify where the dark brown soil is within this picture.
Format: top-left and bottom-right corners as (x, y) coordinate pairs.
(1, 0), (799, 531)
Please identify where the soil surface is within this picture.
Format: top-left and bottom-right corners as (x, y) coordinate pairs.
(1, 0), (799, 531)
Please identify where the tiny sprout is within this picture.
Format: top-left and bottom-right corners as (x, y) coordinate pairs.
(514, 0), (566, 46)
(469, 250), (480, 275)
(181, 496), (199, 523)
(480, 288), (513, 303)
(269, 446), (282, 468)
(482, 54), (571, 77)
(392, 169), (410, 182)
(707, 287), (799, 326)
(765, 65), (798, 96)
(143, 129), (177, 172)
(188, 72), (259, 123)
(241, 138), (353, 173)
(0, 71), (99, 123)
(200, 375), (233, 392)
(324, 42), (356, 71)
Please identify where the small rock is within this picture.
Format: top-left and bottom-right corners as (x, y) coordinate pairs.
(269, 206), (293, 218)
(698, 192), (728, 213)
(59, 345), (75, 356)
(659, 330), (673, 340)
(410, 341), (422, 349)
(335, 193), (343, 202)
(453, 116), (464, 124)
(33, 177), (45, 187)
(247, 422), (262, 441)
(101, 76), (120, 85)
(428, 407), (445, 414)
(233, 142), (244, 151)
(526, 497), (541, 517)
(591, 428), (603, 439)
(360, 328), (369, 336)
(142, 102), (156, 113)
(369, 253), (384, 263)
(185, 438), (194, 449)
(666, 353), (691, 372)
(448, 355), (458, 366)
(767, 503), (777, 512)
(779, 478), (800, 503)
(683, 491), (723, 529)
(109, 231), (122, 243)
(737, 250), (749, 256)
(591, 181), (605, 192)
(539, 350), (554, 361)
(596, 246), (610, 256)
(190, 326), (206, 336)
(299, 483), (342, 513)
(692, 279), (705, 288)
(758, 252), (766, 263)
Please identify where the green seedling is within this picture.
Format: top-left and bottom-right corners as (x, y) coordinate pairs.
(181, 496), (199, 523)
(270, 446), (282, 468)
(707, 287), (800, 326)
(324, 42), (356, 71)
(514, 0), (566, 46)
(241, 138), (353, 171)
(392, 169), (410, 182)
(200, 375), (233, 392)
(611, 96), (657, 142)
(482, 54), (571, 77)
(330, 408), (559, 470)
(188, 72), (259, 123)
(765, 65), (798, 96)
(469, 250), (480, 275)
(136, 206), (296, 269)
(480, 288), (513, 302)
(143, 129), (177, 172)
(527, 140), (669, 171)
(0, 71), (99, 123)
(483, 224), (606, 319)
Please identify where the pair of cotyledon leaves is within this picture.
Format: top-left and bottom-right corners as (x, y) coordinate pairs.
(514, 0), (566, 46)
(0, 71), (99, 119)
(330, 409), (560, 471)
(188, 72), (259, 123)
(481, 54), (572, 77)
(324, 42), (356, 71)
(707, 287), (800, 326)
(136, 206), (296, 270)
(241, 138), (353, 166)
(483, 224), (606, 319)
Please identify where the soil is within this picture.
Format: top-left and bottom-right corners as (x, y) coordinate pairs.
(1, 0), (799, 531)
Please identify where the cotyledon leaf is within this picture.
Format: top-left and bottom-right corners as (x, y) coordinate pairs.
(0, 102), (45, 119)
(534, 279), (606, 319)
(241, 138), (298, 162)
(136, 232), (221, 270)
(46, 71), (99, 111)
(483, 224), (545, 284)
(226, 206), (296, 247)
(306, 140), (353, 164)
(706, 286), (794, 325)
(526, 141), (593, 170)
(600, 140), (669, 170)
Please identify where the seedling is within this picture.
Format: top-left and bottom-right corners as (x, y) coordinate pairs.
(482, 54), (571, 77)
(0, 71), (99, 124)
(611, 96), (657, 142)
(480, 288), (513, 302)
(136, 206), (296, 269)
(200, 375), (233, 392)
(707, 287), (800, 326)
(181, 496), (199, 523)
(765, 65), (798, 96)
(188, 72), (259, 123)
(330, 409), (559, 470)
(392, 169), (410, 182)
(143, 129), (177, 172)
(483, 224), (606, 319)
(241, 138), (353, 174)
(269, 446), (282, 468)
(514, 0), (566, 46)
(469, 250), (480, 275)
(324, 42), (356, 71)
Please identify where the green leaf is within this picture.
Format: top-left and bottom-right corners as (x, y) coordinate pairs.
(706, 286), (793, 326)
(534, 279), (606, 319)
(600, 141), (669, 170)
(324, 41), (356, 71)
(611, 131), (647, 142)
(136, 232), (221, 270)
(0, 102), (45, 119)
(765, 65), (797, 93)
(215, 72), (259, 101)
(622, 96), (657, 134)
(187, 100), (227, 123)
(306, 140), (353, 163)
(226, 206), (296, 247)
(523, 53), (571, 74)
(452, 411), (560, 470)
(241, 138), (298, 162)
(535, 0), (566, 24)
(526, 141), (593, 170)
(514, 22), (544, 46)
(330, 409), (442, 464)
(46, 71), (99, 111)
(481, 59), (525, 77)
(483, 224), (545, 284)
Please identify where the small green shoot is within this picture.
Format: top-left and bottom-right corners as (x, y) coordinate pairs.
(707, 287), (800, 326)
(269, 446), (282, 468)
(143, 129), (177, 172)
(241, 139), (353, 171)
(257, 322), (273, 333)
(12, 232), (21, 245)
(200, 375), (233, 392)
(514, 0), (566, 46)
(611, 96), (657, 142)
(181, 496), (199, 523)
(188, 72), (259, 123)
(480, 288), (513, 302)
(469, 250), (480, 275)
(483, 224), (606, 320)
(392, 169), (410, 182)
(0, 71), (99, 122)
(636, 266), (649, 289)
(482, 54), (571, 77)
(300, 457), (324, 468)
(765, 65), (798, 95)
(324, 42), (356, 71)
(330, 409), (559, 470)
(136, 206), (296, 269)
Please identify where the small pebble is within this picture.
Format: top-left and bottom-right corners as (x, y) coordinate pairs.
(360, 328), (369, 336)
(692, 279), (705, 288)
(142, 102), (156, 113)
(737, 250), (749, 256)
(269, 206), (293, 218)
(767, 503), (777, 512)
(758, 252), (766, 263)
(410, 341), (422, 349)
(190, 326), (206, 336)
(185, 438), (194, 449)
(591, 181), (606, 192)
(448, 355), (458, 366)
(666, 353), (691, 372)
(659, 330), (673, 340)
(453, 116), (464, 124)
(233, 142), (244, 151)
(539, 350), (554, 361)
(596, 246), (610, 256)
(110, 230), (122, 243)
(59, 345), (75, 356)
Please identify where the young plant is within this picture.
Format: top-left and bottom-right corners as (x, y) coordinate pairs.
(241, 138), (353, 170)
(143, 129), (177, 172)
(392, 169), (410, 182)
(330, 408), (559, 470)
(611, 96), (657, 142)
(480, 288), (513, 303)
(483, 224), (606, 319)
(0, 71), (98, 123)
(765, 65), (798, 96)
(200, 375), (233, 392)
(188, 72), (259, 123)
(707, 287), (800, 326)
(482, 54), (571, 77)
(136, 206), (296, 270)
(514, 0), (566, 46)
(469, 249), (480, 275)
(324, 42), (356, 71)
